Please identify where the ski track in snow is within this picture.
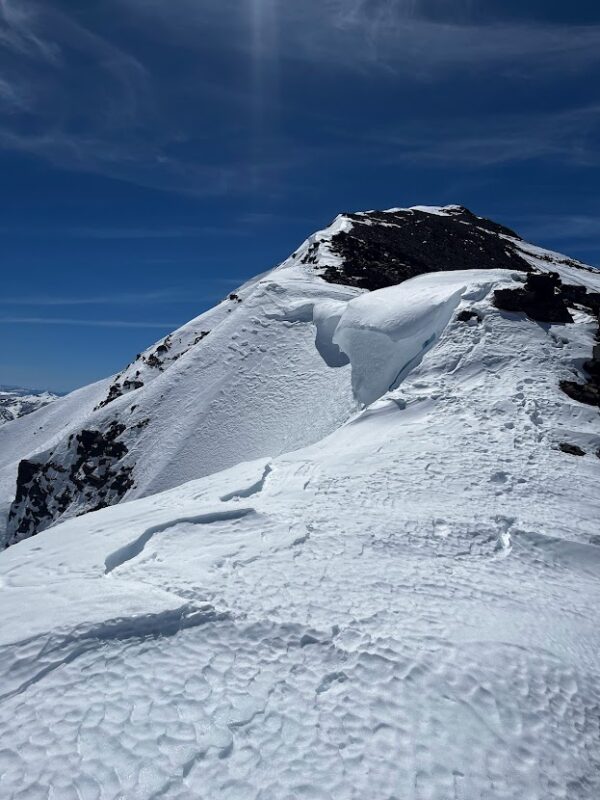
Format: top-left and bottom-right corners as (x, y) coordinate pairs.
(1, 210), (600, 798)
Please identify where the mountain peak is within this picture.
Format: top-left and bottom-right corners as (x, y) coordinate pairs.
(2, 206), (598, 546)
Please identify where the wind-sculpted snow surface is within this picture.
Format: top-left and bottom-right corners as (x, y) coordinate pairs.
(1, 252), (600, 797)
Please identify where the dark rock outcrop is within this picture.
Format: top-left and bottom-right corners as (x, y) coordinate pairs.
(492, 270), (600, 406)
(456, 309), (482, 323)
(561, 284), (600, 314)
(560, 343), (600, 408)
(6, 420), (134, 545)
(318, 207), (532, 291)
(558, 443), (586, 457)
(494, 272), (574, 324)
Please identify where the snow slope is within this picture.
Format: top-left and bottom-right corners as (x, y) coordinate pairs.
(3, 205), (599, 547)
(1, 259), (599, 799)
(3, 273), (360, 544)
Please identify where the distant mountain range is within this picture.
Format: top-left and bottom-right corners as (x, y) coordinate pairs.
(0, 385), (60, 427)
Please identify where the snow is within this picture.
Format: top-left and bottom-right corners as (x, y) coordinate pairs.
(1, 249), (599, 797)
(514, 237), (600, 290)
(1, 271), (361, 541)
(312, 299), (349, 368)
(106, 270), (360, 501)
(407, 204), (457, 216)
(329, 269), (513, 404)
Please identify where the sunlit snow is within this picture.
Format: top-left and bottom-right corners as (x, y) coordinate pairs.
(1, 207), (599, 799)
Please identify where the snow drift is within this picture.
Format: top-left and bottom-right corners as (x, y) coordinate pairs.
(324, 270), (510, 405)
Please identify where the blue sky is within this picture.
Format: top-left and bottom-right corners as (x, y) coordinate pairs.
(1, 0), (599, 392)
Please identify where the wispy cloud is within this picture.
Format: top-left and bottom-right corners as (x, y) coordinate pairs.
(2, 0), (600, 194)
(66, 225), (241, 240)
(358, 104), (600, 168)
(0, 285), (242, 306)
(0, 128), (245, 197)
(0, 0), (258, 196)
(515, 214), (600, 245)
(0, 290), (181, 306)
(0, 1), (148, 134)
(119, 1), (600, 74)
(0, 0), (60, 63)
(0, 316), (179, 328)
(0, 224), (250, 240)
(287, 4), (600, 74)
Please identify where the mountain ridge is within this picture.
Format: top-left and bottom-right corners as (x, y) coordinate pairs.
(2, 204), (599, 548)
(0, 386), (60, 428)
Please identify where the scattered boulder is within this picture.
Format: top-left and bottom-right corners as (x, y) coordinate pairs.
(561, 284), (600, 314)
(96, 332), (214, 410)
(558, 443), (586, 457)
(96, 382), (125, 409)
(560, 378), (600, 408)
(456, 309), (482, 323)
(560, 337), (600, 408)
(123, 379), (144, 391)
(145, 353), (163, 369)
(494, 272), (573, 324)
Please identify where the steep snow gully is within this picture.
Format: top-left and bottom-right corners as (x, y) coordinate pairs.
(1, 205), (600, 800)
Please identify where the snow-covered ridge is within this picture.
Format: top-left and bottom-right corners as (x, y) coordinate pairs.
(2, 205), (599, 547)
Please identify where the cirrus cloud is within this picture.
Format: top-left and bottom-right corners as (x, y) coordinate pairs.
(2, 0), (600, 195)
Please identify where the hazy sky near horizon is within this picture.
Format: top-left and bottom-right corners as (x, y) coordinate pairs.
(1, 0), (600, 391)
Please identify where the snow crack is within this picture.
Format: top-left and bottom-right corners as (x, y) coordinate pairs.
(220, 464), (273, 502)
(104, 508), (255, 573)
